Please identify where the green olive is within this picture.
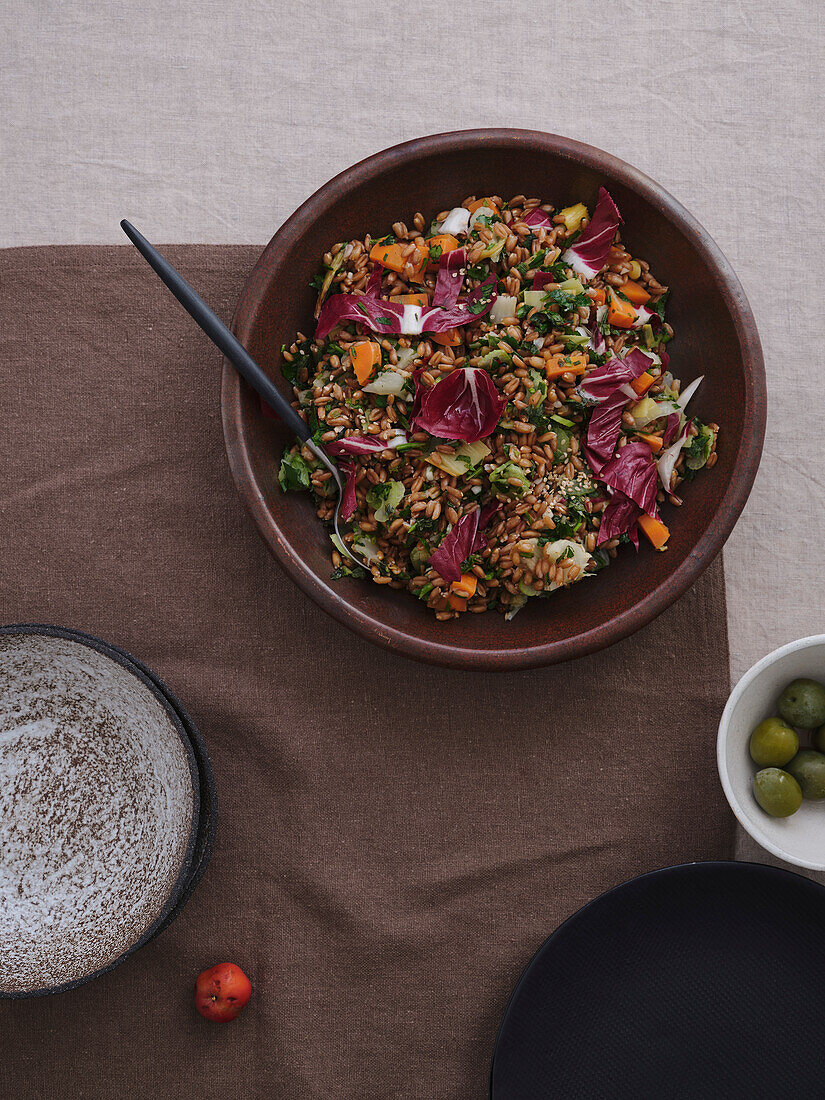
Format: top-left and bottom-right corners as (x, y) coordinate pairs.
(777, 678), (825, 729)
(753, 768), (802, 817)
(785, 750), (825, 800)
(814, 725), (825, 755)
(749, 717), (799, 767)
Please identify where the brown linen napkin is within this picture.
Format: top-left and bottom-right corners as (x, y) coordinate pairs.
(0, 246), (734, 1099)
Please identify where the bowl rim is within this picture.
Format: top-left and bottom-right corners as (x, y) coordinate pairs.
(0, 623), (202, 997)
(717, 633), (825, 870)
(222, 127), (766, 670)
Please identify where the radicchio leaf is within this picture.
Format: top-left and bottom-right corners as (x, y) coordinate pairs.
(428, 504), (496, 583)
(561, 187), (622, 278)
(597, 491), (641, 549)
(662, 412), (682, 447)
(588, 325), (608, 357)
(582, 390), (628, 475)
(365, 262), (383, 298)
(432, 247), (466, 308)
(412, 366), (506, 443)
(325, 431), (408, 456)
(317, 272), (497, 339)
(316, 292), (410, 339)
(598, 440), (659, 516)
(476, 500), (500, 540)
(421, 273), (497, 332)
(523, 207), (554, 229)
(340, 461), (357, 520)
(578, 347), (654, 403)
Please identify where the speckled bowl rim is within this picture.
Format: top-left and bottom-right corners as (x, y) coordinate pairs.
(0, 623), (202, 998)
(90, 634), (217, 924)
(717, 634), (825, 870)
(222, 127), (766, 670)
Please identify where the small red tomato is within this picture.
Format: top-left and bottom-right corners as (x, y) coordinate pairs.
(194, 962), (252, 1022)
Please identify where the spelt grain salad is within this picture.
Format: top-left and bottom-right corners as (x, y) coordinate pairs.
(276, 188), (719, 621)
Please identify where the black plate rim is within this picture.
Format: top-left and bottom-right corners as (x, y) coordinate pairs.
(489, 859), (825, 1097)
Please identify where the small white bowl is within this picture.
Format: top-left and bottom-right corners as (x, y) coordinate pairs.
(718, 635), (825, 870)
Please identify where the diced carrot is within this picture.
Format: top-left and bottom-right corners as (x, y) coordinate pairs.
(431, 327), (462, 346)
(619, 279), (651, 306)
(467, 197), (501, 216)
(447, 593), (468, 612)
(607, 290), (637, 329)
(349, 341), (381, 386)
(451, 573), (478, 599)
(589, 287), (607, 305)
(639, 513), (670, 550)
(635, 432), (663, 453)
(546, 350), (588, 381)
(425, 234), (461, 271)
(369, 239), (427, 281)
(630, 371), (655, 396)
(395, 292), (430, 308)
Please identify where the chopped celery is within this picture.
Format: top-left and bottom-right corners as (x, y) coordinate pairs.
(330, 531), (348, 557)
(629, 396), (674, 428)
(363, 370), (407, 396)
(557, 277), (585, 295)
(366, 480), (405, 523)
(317, 245), (348, 307)
(426, 441), (490, 478)
(395, 346), (418, 371)
(478, 236), (506, 262)
(522, 290), (546, 310)
(477, 347), (512, 369)
(489, 294), (518, 323)
(410, 544), (431, 574)
(685, 423), (715, 470)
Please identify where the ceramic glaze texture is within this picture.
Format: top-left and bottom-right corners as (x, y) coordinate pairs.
(222, 130), (765, 669)
(0, 633), (195, 993)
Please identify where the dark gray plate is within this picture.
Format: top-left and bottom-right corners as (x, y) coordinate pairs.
(491, 861), (825, 1099)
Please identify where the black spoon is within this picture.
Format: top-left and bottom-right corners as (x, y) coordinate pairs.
(120, 220), (360, 564)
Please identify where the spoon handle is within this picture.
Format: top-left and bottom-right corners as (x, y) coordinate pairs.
(120, 220), (311, 443)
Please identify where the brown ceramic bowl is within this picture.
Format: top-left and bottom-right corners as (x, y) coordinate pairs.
(221, 129), (765, 670)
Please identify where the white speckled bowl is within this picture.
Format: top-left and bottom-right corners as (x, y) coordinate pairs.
(0, 627), (200, 996)
(718, 635), (825, 870)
